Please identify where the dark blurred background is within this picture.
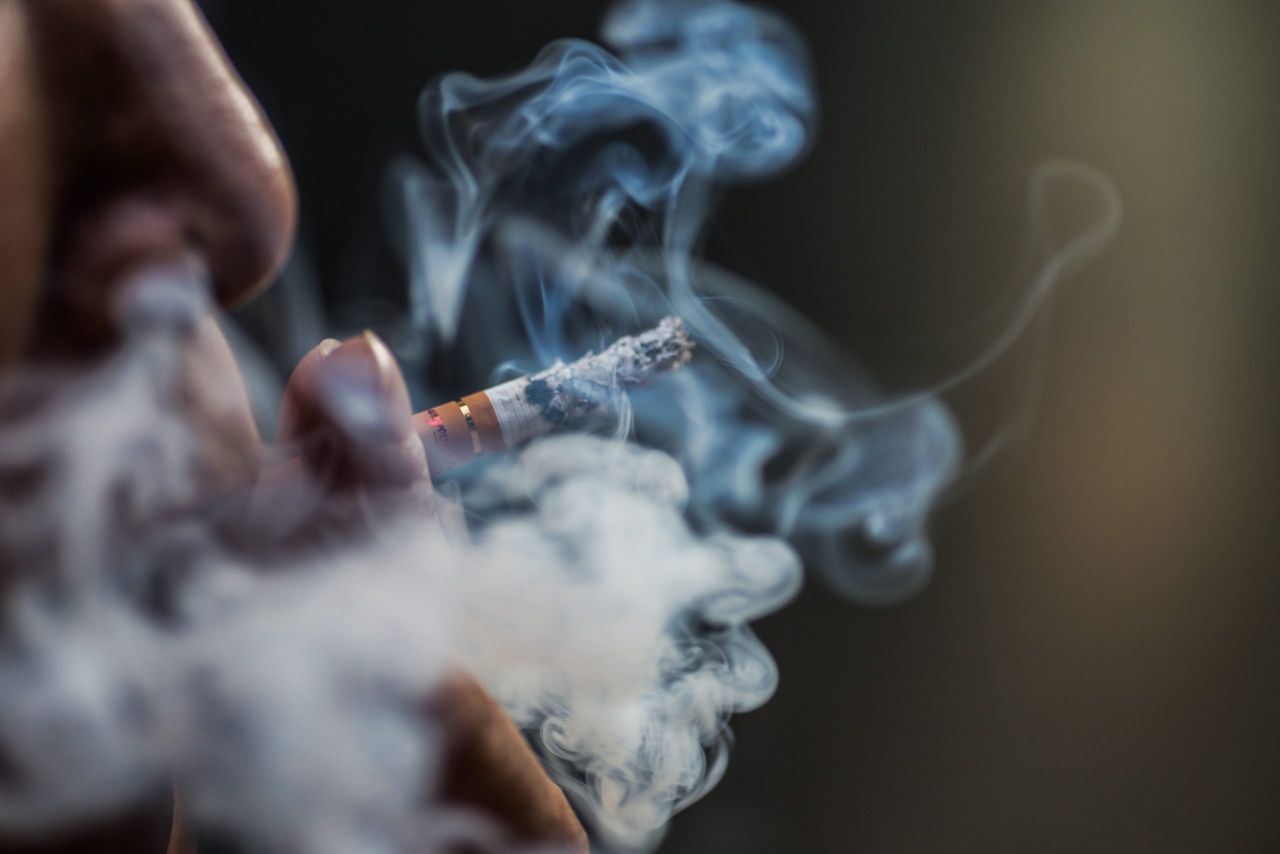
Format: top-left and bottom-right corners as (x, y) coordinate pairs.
(199, 1), (1280, 850)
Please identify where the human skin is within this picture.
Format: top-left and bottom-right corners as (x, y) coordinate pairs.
(0, 1), (586, 851)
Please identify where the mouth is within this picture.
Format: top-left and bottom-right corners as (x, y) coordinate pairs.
(6, 256), (267, 545)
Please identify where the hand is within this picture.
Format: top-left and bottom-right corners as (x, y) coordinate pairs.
(251, 333), (589, 853)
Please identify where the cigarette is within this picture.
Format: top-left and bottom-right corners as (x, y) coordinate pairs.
(416, 316), (694, 477)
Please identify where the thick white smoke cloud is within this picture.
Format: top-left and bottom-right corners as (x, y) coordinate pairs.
(0, 285), (456, 853)
(0, 295), (802, 850)
(457, 437), (800, 842)
(0, 0), (1118, 851)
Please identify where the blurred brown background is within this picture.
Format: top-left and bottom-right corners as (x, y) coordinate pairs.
(202, 1), (1280, 850)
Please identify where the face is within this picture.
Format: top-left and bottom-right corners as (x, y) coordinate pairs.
(0, 0), (296, 479)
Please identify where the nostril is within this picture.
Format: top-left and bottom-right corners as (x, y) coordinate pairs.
(112, 253), (212, 339)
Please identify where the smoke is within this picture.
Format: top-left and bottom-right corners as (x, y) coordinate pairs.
(0, 0), (1118, 852)
(0, 294), (801, 850)
(393, 0), (1118, 606)
(0, 273), (456, 853)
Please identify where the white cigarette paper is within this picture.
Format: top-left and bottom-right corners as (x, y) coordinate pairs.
(486, 316), (694, 447)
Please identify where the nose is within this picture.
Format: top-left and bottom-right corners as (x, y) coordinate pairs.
(32, 0), (296, 321)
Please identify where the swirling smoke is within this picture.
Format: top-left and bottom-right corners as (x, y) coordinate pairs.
(0, 0), (1117, 851)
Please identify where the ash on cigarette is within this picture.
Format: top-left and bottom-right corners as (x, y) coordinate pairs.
(524, 317), (694, 426)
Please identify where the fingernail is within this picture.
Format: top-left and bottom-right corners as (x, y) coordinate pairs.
(314, 337), (342, 358)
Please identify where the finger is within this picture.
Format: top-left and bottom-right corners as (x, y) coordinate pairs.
(248, 337), (339, 524)
(277, 331), (430, 493)
(429, 673), (588, 852)
(276, 336), (341, 445)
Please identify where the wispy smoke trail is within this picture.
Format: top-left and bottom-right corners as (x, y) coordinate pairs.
(395, 0), (1117, 609)
(0, 0), (1117, 851)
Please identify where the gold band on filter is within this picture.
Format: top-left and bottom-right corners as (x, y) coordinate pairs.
(455, 399), (483, 455)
